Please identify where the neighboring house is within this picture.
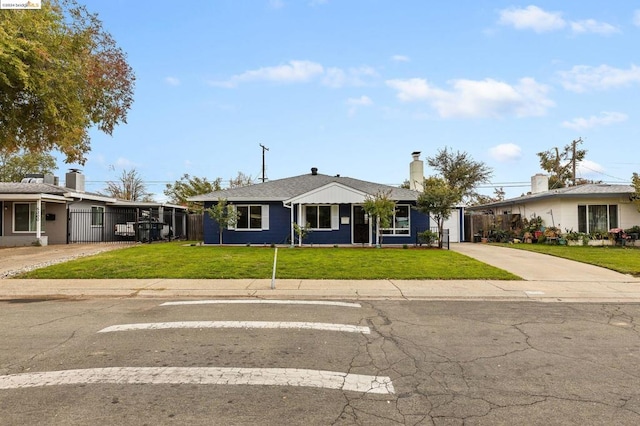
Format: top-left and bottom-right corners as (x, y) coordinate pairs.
(189, 166), (431, 246)
(467, 174), (640, 234)
(0, 171), (187, 247)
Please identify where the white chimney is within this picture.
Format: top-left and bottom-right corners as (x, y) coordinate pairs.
(531, 174), (549, 194)
(409, 151), (424, 191)
(65, 169), (85, 192)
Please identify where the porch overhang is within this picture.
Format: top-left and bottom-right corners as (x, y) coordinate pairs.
(0, 194), (70, 203)
(284, 182), (369, 205)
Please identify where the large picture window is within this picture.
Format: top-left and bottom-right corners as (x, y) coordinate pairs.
(381, 205), (410, 235)
(305, 205), (332, 229)
(14, 202), (46, 232)
(577, 204), (618, 233)
(91, 206), (105, 227)
(235, 205), (269, 230)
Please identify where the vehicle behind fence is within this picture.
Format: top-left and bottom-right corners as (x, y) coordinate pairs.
(67, 208), (188, 243)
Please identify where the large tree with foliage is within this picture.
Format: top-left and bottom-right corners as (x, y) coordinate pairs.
(206, 198), (238, 245)
(362, 190), (396, 247)
(0, 149), (56, 182)
(537, 138), (586, 189)
(102, 168), (153, 201)
(416, 177), (461, 248)
(426, 147), (492, 205)
(0, 1), (135, 164)
(164, 174), (222, 212)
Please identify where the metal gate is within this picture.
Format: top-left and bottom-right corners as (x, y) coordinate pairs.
(67, 208), (187, 244)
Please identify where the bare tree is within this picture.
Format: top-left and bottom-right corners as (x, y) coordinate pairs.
(228, 171), (254, 188)
(102, 168), (153, 201)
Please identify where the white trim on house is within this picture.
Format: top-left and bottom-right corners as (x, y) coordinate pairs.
(285, 182), (368, 205)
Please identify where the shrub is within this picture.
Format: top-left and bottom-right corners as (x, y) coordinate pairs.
(418, 230), (439, 246)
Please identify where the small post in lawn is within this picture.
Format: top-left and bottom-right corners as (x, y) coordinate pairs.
(271, 247), (278, 289)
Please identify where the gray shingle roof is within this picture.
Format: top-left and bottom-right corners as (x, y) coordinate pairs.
(0, 182), (68, 195)
(189, 172), (419, 202)
(467, 183), (634, 210)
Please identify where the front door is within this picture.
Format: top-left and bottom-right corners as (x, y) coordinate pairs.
(353, 205), (369, 244)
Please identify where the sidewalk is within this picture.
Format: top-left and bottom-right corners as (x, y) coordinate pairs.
(0, 243), (639, 302)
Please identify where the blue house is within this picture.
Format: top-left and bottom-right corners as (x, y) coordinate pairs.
(190, 167), (430, 246)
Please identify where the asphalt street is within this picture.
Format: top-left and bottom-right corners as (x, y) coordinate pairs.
(1, 298), (639, 425)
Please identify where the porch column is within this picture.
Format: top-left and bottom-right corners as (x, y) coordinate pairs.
(35, 198), (42, 240)
(290, 205), (294, 247)
(297, 203), (302, 247)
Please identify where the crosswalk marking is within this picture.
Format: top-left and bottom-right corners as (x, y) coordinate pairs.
(98, 321), (370, 334)
(0, 367), (394, 394)
(161, 300), (361, 308)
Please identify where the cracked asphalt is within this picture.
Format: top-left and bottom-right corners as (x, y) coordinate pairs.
(1, 298), (639, 425)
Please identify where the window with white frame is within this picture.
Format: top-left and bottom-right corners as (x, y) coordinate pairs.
(381, 205), (410, 235)
(305, 205), (332, 229)
(303, 205), (339, 230)
(577, 204), (618, 233)
(14, 202), (46, 232)
(235, 205), (269, 230)
(91, 206), (105, 227)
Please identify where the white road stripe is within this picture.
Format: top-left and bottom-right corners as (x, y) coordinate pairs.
(98, 321), (370, 334)
(161, 300), (361, 308)
(0, 367), (394, 394)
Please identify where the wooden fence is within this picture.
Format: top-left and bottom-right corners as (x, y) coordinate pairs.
(187, 214), (203, 241)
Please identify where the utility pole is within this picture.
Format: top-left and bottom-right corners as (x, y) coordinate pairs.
(571, 137), (582, 186)
(259, 144), (269, 183)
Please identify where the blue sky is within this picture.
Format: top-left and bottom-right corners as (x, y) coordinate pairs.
(61, 1), (640, 200)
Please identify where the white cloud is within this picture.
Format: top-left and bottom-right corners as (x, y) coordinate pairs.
(347, 95), (373, 106)
(322, 66), (378, 88)
(346, 95), (373, 116)
(114, 157), (137, 169)
(561, 111), (628, 131)
(570, 19), (619, 35)
(498, 5), (566, 33)
(634, 10), (640, 27)
(386, 77), (554, 118)
(210, 60), (324, 88)
(489, 143), (522, 162)
(558, 64), (640, 92)
(164, 76), (180, 86)
(576, 159), (605, 177)
(391, 55), (410, 62)
(210, 61), (376, 89)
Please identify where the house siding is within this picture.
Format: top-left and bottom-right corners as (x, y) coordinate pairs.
(479, 196), (639, 233)
(204, 201), (291, 245)
(204, 200), (431, 245)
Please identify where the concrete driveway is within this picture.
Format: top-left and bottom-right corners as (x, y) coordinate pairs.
(0, 243), (132, 278)
(451, 242), (635, 281)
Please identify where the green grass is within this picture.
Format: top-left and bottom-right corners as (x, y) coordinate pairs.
(16, 242), (520, 280)
(499, 243), (640, 276)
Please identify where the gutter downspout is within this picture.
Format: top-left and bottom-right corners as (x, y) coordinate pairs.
(36, 197), (42, 242)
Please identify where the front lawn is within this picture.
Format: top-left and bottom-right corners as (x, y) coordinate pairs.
(501, 243), (640, 276)
(16, 243), (520, 280)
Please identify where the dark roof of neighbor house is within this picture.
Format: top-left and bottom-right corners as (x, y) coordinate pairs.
(0, 182), (69, 195)
(467, 183), (635, 210)
(189, 172), (419, 202)
(0, 182), (187, 210)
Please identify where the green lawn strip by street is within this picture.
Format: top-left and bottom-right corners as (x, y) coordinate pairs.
(500, 243), (640, 276)
(16, 243), (520, 280)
